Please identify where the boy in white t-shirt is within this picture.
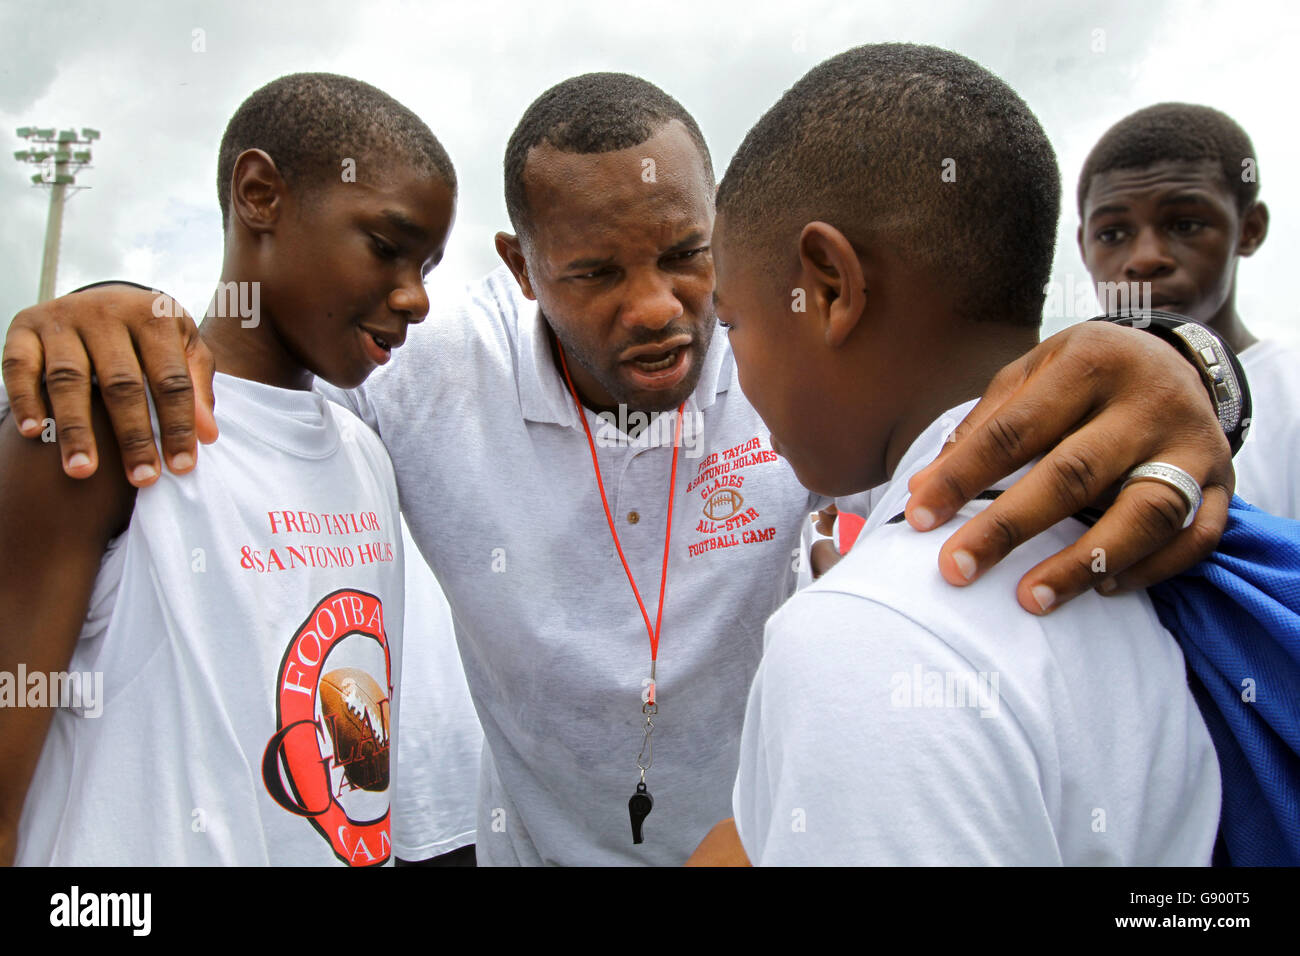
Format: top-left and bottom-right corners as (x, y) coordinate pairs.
(693, 44), (1220, 865)
(1078, 102), (1299, 518)
(0, 73), (455, 866)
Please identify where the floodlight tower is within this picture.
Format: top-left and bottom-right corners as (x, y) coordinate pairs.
(13, 126), (101, 302)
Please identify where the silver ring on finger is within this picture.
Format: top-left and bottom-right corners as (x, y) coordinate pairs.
(1120, 462), (1203, 530)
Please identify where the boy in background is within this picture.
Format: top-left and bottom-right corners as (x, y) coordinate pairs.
(0, 73), (455, 865)
(1078, 103), (1298, 518)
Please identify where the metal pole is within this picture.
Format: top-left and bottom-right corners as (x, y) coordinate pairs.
(37, 167), (67, 303)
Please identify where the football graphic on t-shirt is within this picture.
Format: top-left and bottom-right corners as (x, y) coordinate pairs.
(319, 667), (391, 791)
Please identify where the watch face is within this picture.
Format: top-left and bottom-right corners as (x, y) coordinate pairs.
(1171, 322), (1243, 437)
(1089, 309), (1251, 454)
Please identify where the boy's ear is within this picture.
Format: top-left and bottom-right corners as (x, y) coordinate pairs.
(797, 221), (868, 349)
(1238, 201), (1269, 258)
(230, 149), (285, 235)
(495, 232), (536, 300)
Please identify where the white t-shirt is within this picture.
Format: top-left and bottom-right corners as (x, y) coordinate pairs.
(321, 266), (822, 865)
(392, 518), (482, 860)
(733, 402), (1221, 865)
(14, 374), (406, 866)
(1235, 339), (1300, 518)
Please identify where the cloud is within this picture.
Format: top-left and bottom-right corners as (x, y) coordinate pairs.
(2, 0), (1297, 349)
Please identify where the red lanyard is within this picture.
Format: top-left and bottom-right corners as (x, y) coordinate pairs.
(555, 343), (684, 703)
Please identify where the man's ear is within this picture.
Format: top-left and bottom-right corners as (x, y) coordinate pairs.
(230, 149), (285, 235)
(797, 221), (868, 349)
(1238, 201), (1269, 258)
(494, 232), (537, 300)
(1076, 223), (1087, 264)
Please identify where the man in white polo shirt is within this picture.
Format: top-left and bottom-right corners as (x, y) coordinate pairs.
(5, 72), (1239, 866)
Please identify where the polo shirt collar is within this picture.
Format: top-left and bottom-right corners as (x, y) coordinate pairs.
(515, 288), (733, 433)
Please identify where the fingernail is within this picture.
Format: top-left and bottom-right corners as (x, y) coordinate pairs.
(171, 452), (194, 471)
(19, 418), (37, 434)
(911, 506), (936, 531)
(67, 453), (91, 471)
(1097, 578), (1118, 595)
(131, 464), (158, 483)
(952, 549), (978, 581)
(1031, 584), (1056, 613)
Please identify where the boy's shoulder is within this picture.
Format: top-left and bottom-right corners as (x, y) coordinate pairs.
(767, 485), (1173, 698)
(1241, 338), (1300, 400)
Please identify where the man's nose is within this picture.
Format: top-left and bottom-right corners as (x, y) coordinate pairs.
(619, 269), (683, 331)
(1123, 227), (1176, 280)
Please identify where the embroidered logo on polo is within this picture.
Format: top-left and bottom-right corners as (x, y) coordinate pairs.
(702, 488), (744, 520)
(686, 436), (781, 557)
(262, 588), (394, 866)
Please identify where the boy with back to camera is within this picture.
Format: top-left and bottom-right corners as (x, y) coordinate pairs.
(699, 44), (1220, 865)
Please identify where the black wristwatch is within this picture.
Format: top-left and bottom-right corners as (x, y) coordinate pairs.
(1090, 308), (1252, 456)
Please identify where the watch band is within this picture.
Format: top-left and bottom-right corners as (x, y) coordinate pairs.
(1090, 308), (1253, 456)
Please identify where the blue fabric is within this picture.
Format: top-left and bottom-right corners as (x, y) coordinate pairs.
(1150, 496), (1300, 866)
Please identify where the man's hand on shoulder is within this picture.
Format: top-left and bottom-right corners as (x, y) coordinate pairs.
(3, 283), (218, 486)
(906, 320), (1233, 614)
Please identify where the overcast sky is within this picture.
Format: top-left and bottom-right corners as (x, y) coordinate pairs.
(3, 0), (1297, 347)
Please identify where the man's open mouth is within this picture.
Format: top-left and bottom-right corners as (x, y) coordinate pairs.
(629, 348), (682, 372)
(620, 341), (693, 390)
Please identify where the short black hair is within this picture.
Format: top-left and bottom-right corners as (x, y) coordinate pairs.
(717, 43), (1060, 327)
(503, 72), (714, 239)
(217, 72), (456, 230)
(1077, 103), (1259, 216)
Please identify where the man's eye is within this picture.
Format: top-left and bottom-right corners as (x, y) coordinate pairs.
(570, 267), (612, 281)
(1171, 219), (1205, 236)
(371, 235), (399, 259)
(667, 247), (709, 264)
(1095, 227), (1125, 244)
(718, 319), (733, 332)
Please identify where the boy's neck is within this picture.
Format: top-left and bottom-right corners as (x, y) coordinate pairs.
(1204, 295), (1257, 355)
(198, 268), (315, 392)
(881, 326), (1040, 484)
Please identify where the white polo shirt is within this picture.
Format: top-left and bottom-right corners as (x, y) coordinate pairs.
(321, 266), (820, 865)
(732, 401), (1221, 865)
(1235, 338), (1300, 519)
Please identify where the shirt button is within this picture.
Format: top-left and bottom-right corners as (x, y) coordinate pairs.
(627, 511), (640, 525)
